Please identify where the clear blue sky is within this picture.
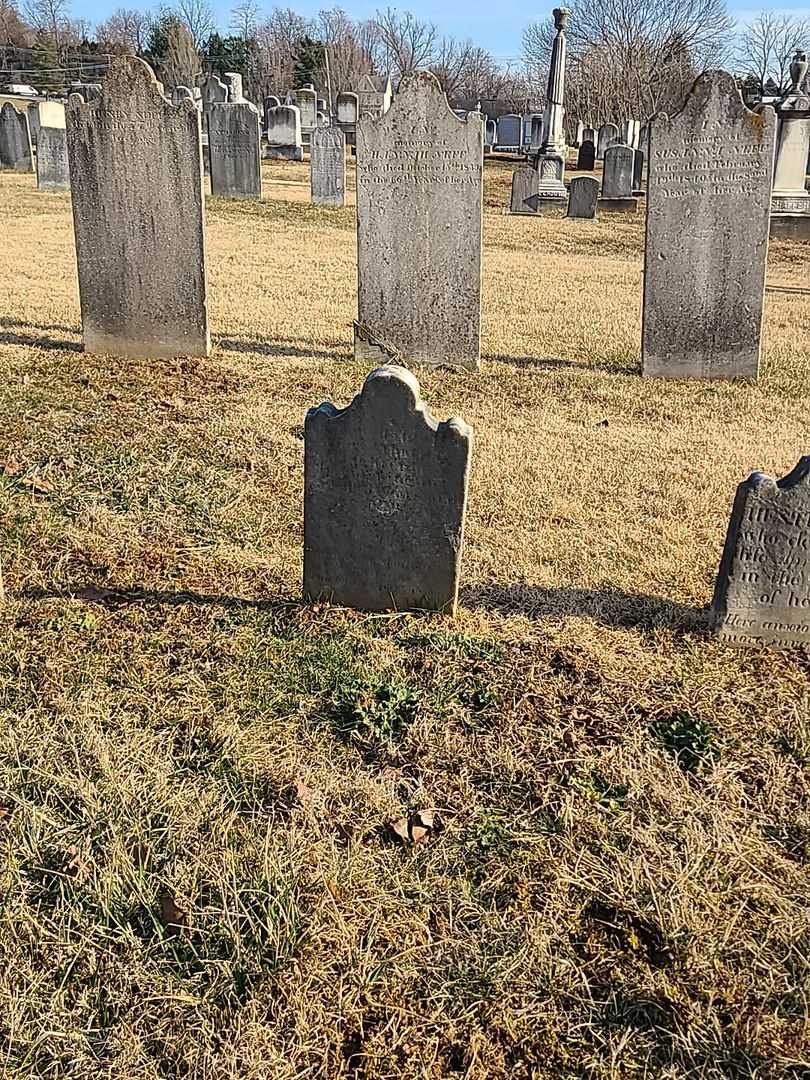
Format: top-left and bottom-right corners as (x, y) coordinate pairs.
(68, 0), (810, 59)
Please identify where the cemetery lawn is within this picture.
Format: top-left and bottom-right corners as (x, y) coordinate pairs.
(1, 160), (810, 1080)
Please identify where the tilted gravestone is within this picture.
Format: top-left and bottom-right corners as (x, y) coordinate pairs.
(310, 125), (345, 206)
(567, 175), (598, 218)
(509, 164), (540, 213)
(355, 71), (484, 371)
(208, 100), (261, 197)
(0, 103), (33, 171)
(712, 457), (810, 650)
(264, 104), (303, 160)
(642, 71), (776, 379)
(66, 56), (209, 360)
(304, 365), (473, 613)
(37, 125), (70, 190)
(576, 139), (595, 170)
(596, 122), (618, 160)
(600, 143), (637, 209)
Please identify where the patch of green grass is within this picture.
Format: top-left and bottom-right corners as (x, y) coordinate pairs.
(650, 710), (716, 773)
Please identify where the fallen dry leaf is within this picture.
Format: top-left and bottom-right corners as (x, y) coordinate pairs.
(0, 457), (24, 477)
(64, 846), (92, 880)
(325, 879), (342, 901)
(389, 810), (439, 846)
(159, 890), (188, 936)
(20, 474), (54, 495)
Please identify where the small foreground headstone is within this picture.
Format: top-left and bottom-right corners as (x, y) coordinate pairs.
(509, 165), (539, 213)
(304, 365), (472, 613)
(712, 456), (810, 650)
(567, 175), (598, 218)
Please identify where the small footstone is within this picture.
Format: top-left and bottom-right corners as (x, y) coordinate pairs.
(567, 175), (598, 218)
(712, 456), (810, 650)
(304, 365), (473, 613)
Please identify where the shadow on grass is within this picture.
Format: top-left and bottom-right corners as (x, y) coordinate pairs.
(21, 585), (297, 612)
(0, 317), (82, 352)
(463, 582), (707, 632)
(486, 353), (639, 377)
(216, 335), (351, 362)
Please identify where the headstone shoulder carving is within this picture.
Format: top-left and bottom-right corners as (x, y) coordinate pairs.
(642, 70), (776, 379)
(66, 56), (209, 360)
(310, 125), (345, 206)
(355, 70), (483, 371)
(304, 365), (473, 613)
(0, 102), (33, 171)
(208, 99), (261, 198)
(712, 457), (810, 650)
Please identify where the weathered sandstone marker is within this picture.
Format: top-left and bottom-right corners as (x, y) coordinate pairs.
(310, 125), (345, 205)
(37, 125), (70, 190)
(642, 71), (775, 379)
(66, 56), (209, 359)
(0, 102), (33, 170)
(355, 71), (483, 371)
(712, 457), (810, 650)
(567, 175), (598, 218)
(304, 365), (472, 613)
(208, 100), (261, 197)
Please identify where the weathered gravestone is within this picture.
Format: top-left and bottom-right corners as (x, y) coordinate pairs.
(69, 83), (101, 102)
(304, 365), (473, 613)
(200, 75), (227, 115)
(172, 86), (194, 106)
(355, 71), (483, 371)
(263, 94), (281, 125)
(0, 103), (33, 171)
(310, 125), (345, 206)
(567, 175), (598, 218)
(597, 122), (618, 159)
(712, 457), (810, 650)
(37, 125), (70, 190)
(496, 113), (522, 149)
(295, 87), (317, 131)
(582, 125), (595, 146)
(208, 100), (261, 197)
(336, 91), (358, 146)
(66, 56), (209, 359)
(264, 104), (303, 159)
(576, 138), (595, 170)
(509, 164), (540, 214)
(600, 143), (637, 209)
(642, 71), (775, 379)
(222, 72), (243, 102)
(632, 147), (645, 192)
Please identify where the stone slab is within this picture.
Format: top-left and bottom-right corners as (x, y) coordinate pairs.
(355, 71), (483, 371)
(0, 102), (33, 171)
(509, 164), (539, 213)
(597, 196), (639, 212)
(310, 125), (345, 206)
(712, 457), (810, 650)
(36, 125), (70, 189)
(208, 100), (261, 198)
(567, 175), (598, 217)
(576, 139), (595, 170)
(304, 365), (472, 613)
(66, 56), (209, 360)
(770, 213), (810, 239)
(642, 71), (775, 379)
(602, 142), (633, 198)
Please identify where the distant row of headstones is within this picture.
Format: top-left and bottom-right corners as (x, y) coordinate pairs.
(511, 141), (643, 217)
(310, 361), (810, 655)
(488, 113), (641, 156)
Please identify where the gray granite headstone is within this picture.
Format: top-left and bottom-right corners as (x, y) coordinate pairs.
(27, 102), (40, 146)
(264, 104), (303, 159)
(642, 71), (776, 379)
(263, 94), (281, 129)
(208, 100), (261, 197)
(304, 365), (473, 613)
(36, 125), (70, 189)
(633, 147), (645, 191)
(200, 75), (227, 114)
(66, 56), (209, 360)
(567, 175), (598, 218)
(295, 87), (317, 131)
(310, 125), (345, 206)
(712, 457), (810, 650)
(336, 91), (357, 127)
(576, 139), (595, 169)
(496, 113), (522, 149)
(509, 164), (539, 213)
(0, 103), (33, 171)
(582, 125), (595, 145)
(602, 143), (634, 197)
(597, 122), (618, 159)
(355, 71), (483, 371)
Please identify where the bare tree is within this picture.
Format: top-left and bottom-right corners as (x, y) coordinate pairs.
(230, 0), (257, 42)
(24, 0), (70, 51)
(0, 0), (33, 44)
(736, 11), (810, 95)
(314, 7), (374, 106)
(171, 0), (213, 49)
(95, 6), (152, 52)
(252, 6), (312, 97)
(429, 36), (474, 100)
(371, 6), (438, 80)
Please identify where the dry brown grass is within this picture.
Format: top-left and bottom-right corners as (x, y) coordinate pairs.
(0, 160), (808, 1080)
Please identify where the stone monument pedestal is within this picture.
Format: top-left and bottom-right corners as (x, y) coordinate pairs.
(770, 50), (810, 239)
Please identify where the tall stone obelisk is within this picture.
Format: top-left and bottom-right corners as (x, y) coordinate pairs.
(534, 6), (570, 205)
(770, 49), (810, 238)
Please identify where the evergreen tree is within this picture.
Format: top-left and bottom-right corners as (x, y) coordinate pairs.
(292, 34), (323, 88)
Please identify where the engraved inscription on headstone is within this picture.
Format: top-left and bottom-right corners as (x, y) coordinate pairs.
(712, 457), (810, 650)
(66, 56), (209, 360)
(355, 71), (484, 371)
(37, 125), (70, 189)
(304, 365), (473, 613)
(642, 71), (776, 379)
(208, 100), (261, 197)
(310, 125), (345, 206)
(0, 102), (33, 171)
